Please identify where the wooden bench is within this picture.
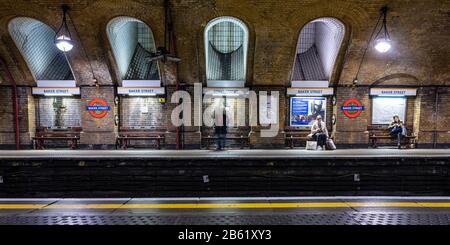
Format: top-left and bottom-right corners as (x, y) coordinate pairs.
(201, 127), (250, 149)
(284, 130), (311, 149)
(33, 129), (81, 150)
(368, 125), (417, 148)
(116, 128), (165, 149)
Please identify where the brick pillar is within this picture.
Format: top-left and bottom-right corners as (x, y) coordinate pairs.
(334, 86), (370, 147)
(416, 87), (450, 148)
(165, 85), (201, 149)
(0, 86), (34, 149)
(80, 86), (116, 149)
(249, 86), (286, 149)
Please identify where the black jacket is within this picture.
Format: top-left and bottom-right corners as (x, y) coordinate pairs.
(215, 112), (227, 134)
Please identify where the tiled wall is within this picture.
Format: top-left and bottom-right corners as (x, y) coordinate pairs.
(120, 97), (166, 128)
(36, 97), (81, 128)
(202, 97), (249, 128)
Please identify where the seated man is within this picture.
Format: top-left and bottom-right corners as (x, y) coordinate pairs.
(308, 115), (328, 150)
(388, 115), (406, 149)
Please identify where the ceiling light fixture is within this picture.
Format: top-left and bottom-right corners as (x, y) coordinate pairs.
(55, 5), (74, 52)
(353, 6), (392, 85)
(374, 6), (392, 53)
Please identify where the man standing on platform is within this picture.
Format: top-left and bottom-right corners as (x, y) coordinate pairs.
(215, 107), (228, 151)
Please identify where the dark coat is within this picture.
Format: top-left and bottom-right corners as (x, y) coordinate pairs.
(215, 112), (227, 134)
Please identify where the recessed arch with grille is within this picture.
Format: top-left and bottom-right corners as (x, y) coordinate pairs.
(8, 17), (74, 81)
(107, 16), (159, 82)
(292, 17), (345, 87)
(205, 16), (248, 88)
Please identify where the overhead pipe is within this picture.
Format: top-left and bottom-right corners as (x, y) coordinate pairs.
(0, 56), (20, 150)
(433, 87), (439, 149)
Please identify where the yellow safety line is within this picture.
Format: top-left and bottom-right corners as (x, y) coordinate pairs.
(345, 202), (422, 207)
(1, 202), (450, 209)
(0, 204), (47, 209)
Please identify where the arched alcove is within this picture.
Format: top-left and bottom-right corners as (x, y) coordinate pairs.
(107, 16), (159, 81)
(8, 17), (74, 81)
(292, 17), (345, 87)
(204, 16), (248, 88)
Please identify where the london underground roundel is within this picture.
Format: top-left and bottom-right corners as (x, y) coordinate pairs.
(86, 98), (110, 119)
(341, 98), (364, 118)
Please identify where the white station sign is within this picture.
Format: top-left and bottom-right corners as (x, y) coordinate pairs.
(370, 88), (417, 97)
(32, 87), (80, 96)
(203, 88), (249, 96)
(117, 87), (165, 96)
(287, 88), (334, 96)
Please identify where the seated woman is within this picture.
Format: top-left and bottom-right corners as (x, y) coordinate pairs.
(309, 115), (328, 150)
(388, 115), (406, 149)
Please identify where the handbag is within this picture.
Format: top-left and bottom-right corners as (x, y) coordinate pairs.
(305, 141), (317, 150)
(326, 138), (336, 150)
(402, 127), (407, 136)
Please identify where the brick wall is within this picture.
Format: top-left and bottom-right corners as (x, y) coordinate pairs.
(416, 87), (450, 147)
(79, 86), (116, 149)
(334, 87), (370, 146)
(36, 97), (81, 128)
(0, 86), (33, 148)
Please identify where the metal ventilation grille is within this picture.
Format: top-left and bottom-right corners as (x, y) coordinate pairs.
(107, 17), (158, 80)
(8, 17), (74, 80)
(125, 43), (159, 80)
(293, 17), (345, 81)
(208, 43), (244, 80)
(293, 45), (327, 80)
(206, 17), (247, 81)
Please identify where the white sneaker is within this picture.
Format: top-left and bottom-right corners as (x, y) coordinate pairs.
(317, 146), (323, 151)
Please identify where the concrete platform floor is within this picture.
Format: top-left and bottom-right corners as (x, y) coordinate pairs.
(0, 148), (449, 159)
(1, 197), (450, 225)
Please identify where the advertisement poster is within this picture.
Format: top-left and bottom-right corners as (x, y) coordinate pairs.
(372, 97), (406, 124)
(290, 97), (326, 127)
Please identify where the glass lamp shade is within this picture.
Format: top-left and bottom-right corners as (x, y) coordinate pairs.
(374, 37), (392, 53)
(55, 35), (74, 52)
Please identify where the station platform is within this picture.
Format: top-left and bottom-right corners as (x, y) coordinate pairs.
(1, 148), (449, 197)
(1, 197), (450, 225)
(0, 148), (449, 159)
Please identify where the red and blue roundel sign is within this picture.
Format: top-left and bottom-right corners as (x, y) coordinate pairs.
(341, 98), (364, 118)
(86, 98), (110, 119)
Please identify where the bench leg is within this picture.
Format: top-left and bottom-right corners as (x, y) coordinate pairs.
(122, 139), (127, 150)
(38, 139), (44, 150)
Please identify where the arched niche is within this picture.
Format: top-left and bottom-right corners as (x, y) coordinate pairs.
(107, 16), (160, 83)
(291, 17), (345, 88)
(8, 17), (74, 81)
(204, 16), (249, 88)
